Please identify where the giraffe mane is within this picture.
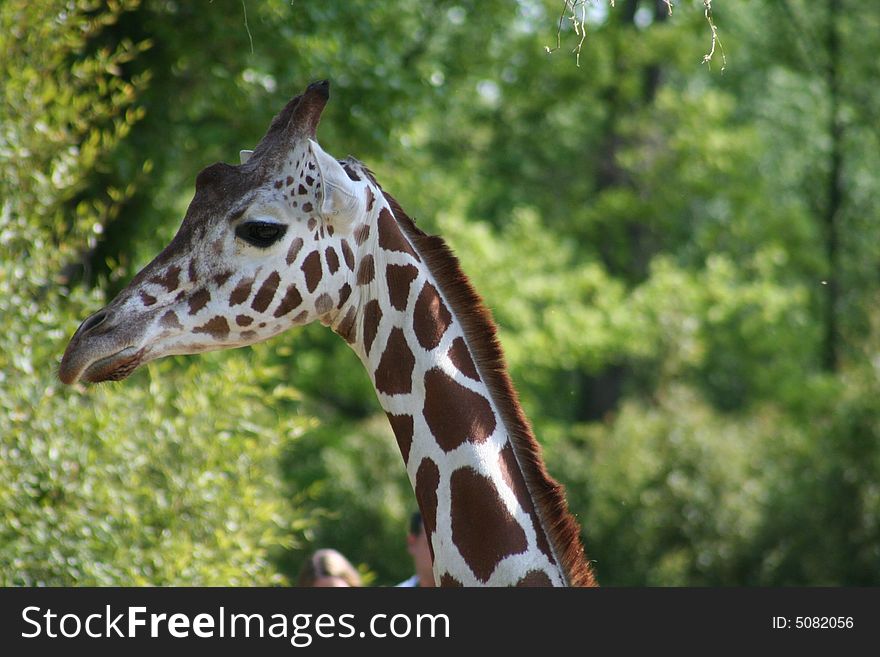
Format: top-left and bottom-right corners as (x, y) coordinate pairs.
(373, 185), (597, 587)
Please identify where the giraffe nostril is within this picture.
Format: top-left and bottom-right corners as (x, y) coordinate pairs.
(78, 310), (109, 335)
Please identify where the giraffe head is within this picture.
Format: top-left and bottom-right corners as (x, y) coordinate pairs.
(60, 80), (370, 384)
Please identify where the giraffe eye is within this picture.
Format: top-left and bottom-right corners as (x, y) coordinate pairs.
(235, 221), (287, 249)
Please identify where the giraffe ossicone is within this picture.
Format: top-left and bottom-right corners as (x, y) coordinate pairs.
(60, 80), (597, 587)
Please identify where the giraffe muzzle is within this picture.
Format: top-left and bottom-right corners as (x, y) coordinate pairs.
(59, 306), (149, 384)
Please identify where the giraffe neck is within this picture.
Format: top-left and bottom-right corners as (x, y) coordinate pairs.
(330, 184), (595, 587)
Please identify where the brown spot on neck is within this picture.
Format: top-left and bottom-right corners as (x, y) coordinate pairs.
(516, 571), (553, 587)
(336, 283), (352, 309)
(363, 299), (382, 356)
(448, 336), (480, 381)
(415, 458), (440, 560)
(386, 263), (419, 312)
(386, 413), (414, 464)
(374, 327), (414, 395)
(334, 306), (358, 343)
(439, 574), (463, 587)
(499, 443), (555, 564)
(413, 281), (452, 351)
(356, 254), (375, 286)
(378, 207), (420, 260)
(340, 240), (355, 271)
(314, 293), (334, 315)
(422, 367), (496, 451)
(450, 466), (528, 583)
(353, 223), (370, 246)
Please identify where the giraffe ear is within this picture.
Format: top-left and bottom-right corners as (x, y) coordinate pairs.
(239, 149), (254, 165)
(308, 139), (364, 227)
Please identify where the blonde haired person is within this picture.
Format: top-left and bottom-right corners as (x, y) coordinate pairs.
(297, 548), (362, 587)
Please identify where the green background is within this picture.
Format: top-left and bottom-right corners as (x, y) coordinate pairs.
(2, 0), (878, 586)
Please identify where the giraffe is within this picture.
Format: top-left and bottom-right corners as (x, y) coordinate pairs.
(59, 80), (597, 587)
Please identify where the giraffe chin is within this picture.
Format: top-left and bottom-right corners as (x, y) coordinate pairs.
(79, 347), (145, 384)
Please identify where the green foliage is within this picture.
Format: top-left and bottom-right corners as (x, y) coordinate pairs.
(2, 0), (879, 586)
(0, 0), (308, 586)
(549, 385), (800, 585)
(0, 357), (310, 585)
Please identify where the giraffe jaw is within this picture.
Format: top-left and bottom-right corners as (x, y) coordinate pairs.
(83, 346), (146, 383)
(61, 346), (146, 385)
